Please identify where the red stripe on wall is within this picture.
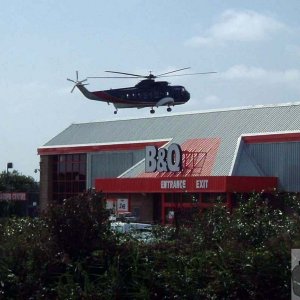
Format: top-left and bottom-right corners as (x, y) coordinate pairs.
(38, 140), (168, 155)
(243, 133), (300, 144)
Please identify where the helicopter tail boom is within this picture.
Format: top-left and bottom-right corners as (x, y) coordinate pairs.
(75, 84), (100, 100)
(67, 71), (101, 101)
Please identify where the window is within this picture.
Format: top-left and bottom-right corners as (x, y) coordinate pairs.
(143, 92), (148, 100)
(52, 154), (87, 202)
(201, 193), (226, 203)
(165, 193), (199, 204)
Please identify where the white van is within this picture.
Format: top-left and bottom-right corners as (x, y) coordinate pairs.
(110, 221), (152, 233)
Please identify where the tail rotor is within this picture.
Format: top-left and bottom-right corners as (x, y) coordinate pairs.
(67, 71), (88, 93)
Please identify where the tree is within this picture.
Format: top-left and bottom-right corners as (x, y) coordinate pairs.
(0, 170), (39, 218)
(0, 170), (38, 192)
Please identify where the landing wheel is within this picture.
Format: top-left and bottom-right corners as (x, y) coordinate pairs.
(114, 110), (118, 114)
(167, 107), (172, 112)
(150, 109), (155, 114)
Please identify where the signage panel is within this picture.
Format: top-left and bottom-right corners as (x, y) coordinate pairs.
(96, 176), (278, 194)
(0, 193), (26, 201)
(117, 198), (128, 212)
(106, 198), (129, 212)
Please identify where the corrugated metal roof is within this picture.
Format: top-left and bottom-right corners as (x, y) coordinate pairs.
(42, 102), (300, 176)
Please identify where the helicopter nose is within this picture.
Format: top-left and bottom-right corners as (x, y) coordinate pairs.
(186, 91), (190, 100)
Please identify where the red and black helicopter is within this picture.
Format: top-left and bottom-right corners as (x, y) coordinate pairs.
(67, 68), (216, 114)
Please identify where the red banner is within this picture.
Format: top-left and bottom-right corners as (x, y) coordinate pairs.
(0, 193), (26, 201)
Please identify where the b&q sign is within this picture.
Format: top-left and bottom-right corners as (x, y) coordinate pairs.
(145, 143), (182, 173)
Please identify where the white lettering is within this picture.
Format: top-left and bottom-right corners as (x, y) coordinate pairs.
(196, 180), (208, 189)
(145, 143), (183, 173)
(0, 193), (26, 201)
(157, 148), (168, 172)
(167, 143), (182, 172)
(145, 146), (158, 172)
(161, 180), (186, 189)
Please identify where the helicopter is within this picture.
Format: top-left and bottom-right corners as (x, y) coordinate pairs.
(67, 68), (216, 114)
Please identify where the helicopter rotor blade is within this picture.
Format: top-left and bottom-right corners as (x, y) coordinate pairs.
(87, 68), (217, 80)
(158, 71), (217, 78)
(105, 70), (147, 77)
(67, 78), (88, 83)
(156, 67), (191, 77)
(87, 76), (145, 79)
(71, 85), (76, 93)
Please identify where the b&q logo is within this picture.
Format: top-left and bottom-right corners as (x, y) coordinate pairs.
(145, 143), (182, 173)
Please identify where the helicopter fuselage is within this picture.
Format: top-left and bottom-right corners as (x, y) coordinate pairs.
(68, 68), (216, 114)
(78, 79), (190, 112)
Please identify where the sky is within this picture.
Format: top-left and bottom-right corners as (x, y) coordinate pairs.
(1, 0), (300, 180)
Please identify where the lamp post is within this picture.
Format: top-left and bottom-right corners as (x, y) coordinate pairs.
(6, 162), (13, 191)
(4, 163), (13, 216)
(7, 162), (13, 174)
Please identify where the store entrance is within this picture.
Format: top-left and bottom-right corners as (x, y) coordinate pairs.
(152, 193), (162, 224)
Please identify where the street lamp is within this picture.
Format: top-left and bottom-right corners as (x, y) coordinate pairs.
(7, 162), (13, 173)
(5, 162), (13, 196)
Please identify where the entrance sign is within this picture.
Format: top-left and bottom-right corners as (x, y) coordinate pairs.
(145, 143), (182, 172)
(161, 180), (186, 189)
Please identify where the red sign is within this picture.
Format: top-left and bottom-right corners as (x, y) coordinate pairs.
(0, 193), (27, 201)
(95, 176), (277, 194)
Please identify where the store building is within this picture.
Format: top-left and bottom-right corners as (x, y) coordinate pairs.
(38, 102), (300, 223)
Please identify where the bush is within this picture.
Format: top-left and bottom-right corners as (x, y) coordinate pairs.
(0, 217), (56, 298)
(45, 191), (111, 259)
(0, 192), (299, 299)
(0, 191), (114, 299)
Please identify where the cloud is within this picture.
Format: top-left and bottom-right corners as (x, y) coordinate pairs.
(286, 44), (300, 57)
(222, 65), (268, 79)
(221, 65), (300, 89)
(185, 9), (286, 47)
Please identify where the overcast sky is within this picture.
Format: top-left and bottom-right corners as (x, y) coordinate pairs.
(1, 0), (300, 179)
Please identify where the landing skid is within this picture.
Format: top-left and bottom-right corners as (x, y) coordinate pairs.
(149, 106), (172, 114)
(113, 106), (172, 114)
